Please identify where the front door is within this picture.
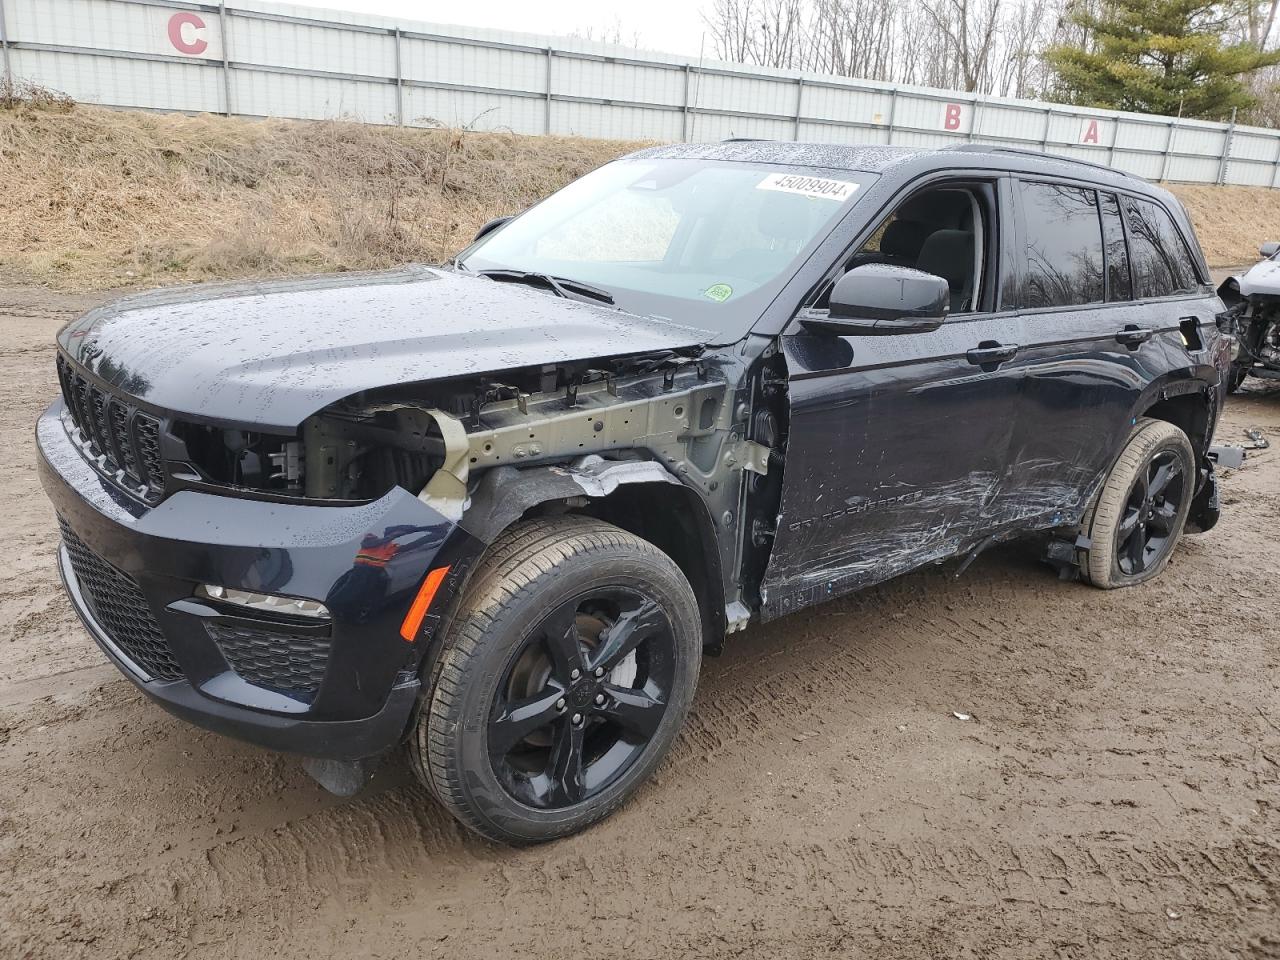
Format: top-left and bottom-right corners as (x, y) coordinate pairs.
(759, 180), (1022, 620)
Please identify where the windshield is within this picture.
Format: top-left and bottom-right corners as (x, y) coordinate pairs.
(458, 158), (875, 341)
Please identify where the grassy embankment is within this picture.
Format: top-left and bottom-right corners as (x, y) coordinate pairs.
(1, 95), (1275, 290)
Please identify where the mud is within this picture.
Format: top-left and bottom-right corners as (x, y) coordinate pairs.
(2, 281), (1278, 959)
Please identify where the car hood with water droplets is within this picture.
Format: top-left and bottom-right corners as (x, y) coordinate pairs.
(56, 266), (716, 431)
(1238, 254), (1280, 299)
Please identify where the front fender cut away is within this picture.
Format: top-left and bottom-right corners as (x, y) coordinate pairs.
(398, 355), (771, 641)
(460, 456), (684, 544)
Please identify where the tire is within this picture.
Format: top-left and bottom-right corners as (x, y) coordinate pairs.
(1083, 418), (1196, 589)
(409, 517), (702, 844)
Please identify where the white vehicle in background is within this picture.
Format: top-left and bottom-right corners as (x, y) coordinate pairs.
(1219, 241), (1280, 393)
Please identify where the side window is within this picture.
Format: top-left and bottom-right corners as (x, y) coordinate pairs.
(824, 185), (987, 314)
(1014, 181), (1104, 308)
(1099, 193), (1131, 302)
(1122, 197), (1200, 298)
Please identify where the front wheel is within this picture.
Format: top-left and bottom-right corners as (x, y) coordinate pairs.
(410, 517), (702, 844)
(1082, 418), (1196, 589)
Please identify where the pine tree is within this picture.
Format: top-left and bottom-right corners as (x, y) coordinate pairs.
(1046, 0), (1280, 118)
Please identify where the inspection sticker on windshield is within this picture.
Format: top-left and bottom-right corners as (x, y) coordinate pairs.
(703, 283), (733, 302)
(757, 173), (858, 202)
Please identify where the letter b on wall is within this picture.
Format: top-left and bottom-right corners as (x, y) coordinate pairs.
(943, 103), (963, 132)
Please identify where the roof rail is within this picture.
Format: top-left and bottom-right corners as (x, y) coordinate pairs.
(946, 143), (1134, 179)
(720, 137), (769, 142)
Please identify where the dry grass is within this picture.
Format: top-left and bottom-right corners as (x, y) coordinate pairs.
(0, 92), (1274, 290)
(0, 99), (640, 290)
(1169, 184), (1280, 267)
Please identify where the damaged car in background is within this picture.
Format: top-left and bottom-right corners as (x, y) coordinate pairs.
(1218, 239), (1280, 393)
(39, 141), (1228, 844)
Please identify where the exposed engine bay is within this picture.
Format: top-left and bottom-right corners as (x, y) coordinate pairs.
(172, 348), (765, 506)
(1218, 245), (1280, 392)
(167, 344), (779, 634)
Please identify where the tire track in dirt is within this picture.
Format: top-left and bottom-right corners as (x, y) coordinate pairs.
(2, 284), (1279, 959)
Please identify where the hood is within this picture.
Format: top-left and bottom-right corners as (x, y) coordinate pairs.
(1238, 255), (1280, 299)
(58, 266), (715, 431)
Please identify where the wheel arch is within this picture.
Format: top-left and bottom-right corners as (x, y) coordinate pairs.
(458, 459), (727, 651)
(1132, 379), (1216, 460)
(1136, 381), (1213, 460)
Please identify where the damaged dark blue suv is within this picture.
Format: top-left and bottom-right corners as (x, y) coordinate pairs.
(39, 141), (1227, 844)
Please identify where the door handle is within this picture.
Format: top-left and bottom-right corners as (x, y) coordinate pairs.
(966, 342), (1018, 367)
(1115, 325), (1154, 348)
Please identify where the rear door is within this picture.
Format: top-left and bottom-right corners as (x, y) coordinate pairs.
(1119, 194), (1221, 399)
(1002, 180), (1170, 524)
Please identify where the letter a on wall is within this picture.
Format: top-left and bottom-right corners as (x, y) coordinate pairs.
(1081, 119), (1100, 144)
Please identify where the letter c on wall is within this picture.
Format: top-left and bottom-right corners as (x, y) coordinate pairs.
(167, 12), (209, 56)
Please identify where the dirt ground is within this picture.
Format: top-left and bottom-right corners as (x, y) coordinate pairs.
(2, 279), (1278, 960)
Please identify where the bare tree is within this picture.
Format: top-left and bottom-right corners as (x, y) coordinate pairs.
(1243, 0), (1280, 48)
(705, 0), (809, 68)
(569, 17), (642, 48)
(704, 0), (1073, 97)
(993, 0), (1060, 97)
(918, 0), (1004, 92)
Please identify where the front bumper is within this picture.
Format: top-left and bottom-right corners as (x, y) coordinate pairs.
(37, 401), (474, 761)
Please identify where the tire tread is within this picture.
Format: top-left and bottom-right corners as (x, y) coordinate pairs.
(408, 516), (698, 843)
(1084, 418), (1194, 589)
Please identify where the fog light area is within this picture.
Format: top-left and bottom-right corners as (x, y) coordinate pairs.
(196, 584), (330, 619)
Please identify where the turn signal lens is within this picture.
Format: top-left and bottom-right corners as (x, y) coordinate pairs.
(400, 566), (451, 642)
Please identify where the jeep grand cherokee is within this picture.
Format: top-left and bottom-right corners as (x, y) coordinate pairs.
(39, 142), (1227, 843)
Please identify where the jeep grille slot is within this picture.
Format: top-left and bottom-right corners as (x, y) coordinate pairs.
(59, 518), (182, 681)
(56, 354), (166, 502)
(206, 622), (331, 701)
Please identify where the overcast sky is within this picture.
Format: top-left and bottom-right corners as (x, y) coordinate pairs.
(293, 0), (714, 57)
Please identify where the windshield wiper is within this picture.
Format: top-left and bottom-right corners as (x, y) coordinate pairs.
(476, 268), (615, 305)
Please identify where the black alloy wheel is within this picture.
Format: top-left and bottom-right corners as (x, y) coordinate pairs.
(487, 590), (676, 809)
(1115, 450), (1187, 576)
(1084, 417), (1196, 589)
(411, 517), (701, 844)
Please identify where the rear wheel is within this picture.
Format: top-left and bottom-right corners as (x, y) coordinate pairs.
(1083, 418), (1195, 589)
(410, 517), (701, 844)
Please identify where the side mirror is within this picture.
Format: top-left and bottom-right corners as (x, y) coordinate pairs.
(802, 264), (950, 336)
(474, 215), (513, 243)
(1260, 241), (1279, 259)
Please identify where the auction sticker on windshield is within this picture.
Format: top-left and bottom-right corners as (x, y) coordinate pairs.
(757, 173), (858, 202)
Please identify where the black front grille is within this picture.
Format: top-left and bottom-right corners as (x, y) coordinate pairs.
(207, 623), (331, 698)
(56, 354), (166, 502)
(59, 519), (183, 681)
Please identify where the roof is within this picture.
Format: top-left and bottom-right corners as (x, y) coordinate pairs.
(632, 141), (923, 174)
(630, 140), (1149, 192)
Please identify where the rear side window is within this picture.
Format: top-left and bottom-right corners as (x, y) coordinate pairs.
(1015, 181), (1105, 308)
(1122, 197), (1201, 298)
(1099, 193), (1131, 301)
